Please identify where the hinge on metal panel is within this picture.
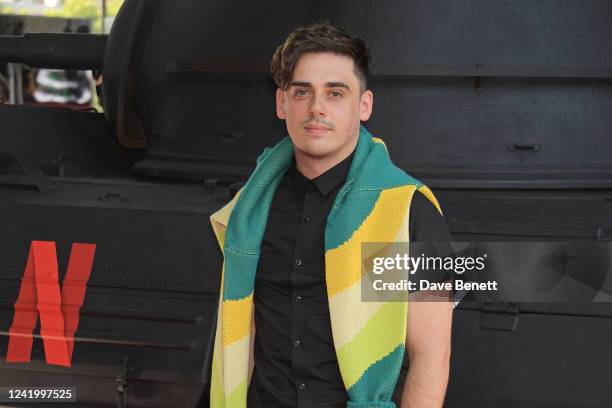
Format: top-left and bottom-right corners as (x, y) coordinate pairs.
(479, 302), (519, 331)
(115, 357), (129, 408)
(473, 76), (482, 94)
(597, 227), (612, 241)
(204, 178), (218, 193)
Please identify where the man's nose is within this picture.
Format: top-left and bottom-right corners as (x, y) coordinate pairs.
(308, 92), (327, 117)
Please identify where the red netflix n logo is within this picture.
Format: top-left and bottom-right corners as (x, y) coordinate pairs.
(6, 241), (96, 367)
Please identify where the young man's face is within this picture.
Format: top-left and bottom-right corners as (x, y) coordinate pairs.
(276, 52), (373, 166)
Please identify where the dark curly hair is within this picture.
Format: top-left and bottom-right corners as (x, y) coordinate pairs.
(270, 22), (372, 93)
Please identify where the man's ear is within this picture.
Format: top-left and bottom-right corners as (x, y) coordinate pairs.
(359, 90), (374, 122)
(276, 88), (286, 120)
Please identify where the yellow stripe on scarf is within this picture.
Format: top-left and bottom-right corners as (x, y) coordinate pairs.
(325, 185), (416, 297)
(223, 335), (250, 396)
(210, 189), (244, 252)
(222, 294), (253, 346)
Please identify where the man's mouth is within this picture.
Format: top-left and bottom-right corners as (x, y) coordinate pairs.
(304, 124), (332, 134)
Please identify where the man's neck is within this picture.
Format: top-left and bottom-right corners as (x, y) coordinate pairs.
(294, 143), (357, 179)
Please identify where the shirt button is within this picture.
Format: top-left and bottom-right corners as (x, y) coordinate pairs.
(304, 216), (311, 222)
(295, 295), (302, 302)
(295, 259), (302, 266)
(298, 383), (307, 390)
(294, 339), (302, 347)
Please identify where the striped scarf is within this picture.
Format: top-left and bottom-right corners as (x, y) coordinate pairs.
(209, 125), (441, 408)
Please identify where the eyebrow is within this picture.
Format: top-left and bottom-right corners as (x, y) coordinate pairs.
(287, 81), (350, 90)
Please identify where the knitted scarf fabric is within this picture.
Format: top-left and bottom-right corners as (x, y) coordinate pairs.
(209, 125), (441, 408)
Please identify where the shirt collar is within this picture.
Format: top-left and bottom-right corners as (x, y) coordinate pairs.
(289, 148), (356, 196)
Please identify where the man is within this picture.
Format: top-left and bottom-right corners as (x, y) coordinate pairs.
(209, 22), (453, 408)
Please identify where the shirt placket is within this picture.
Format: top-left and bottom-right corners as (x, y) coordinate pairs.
(291, 182), (318, 406)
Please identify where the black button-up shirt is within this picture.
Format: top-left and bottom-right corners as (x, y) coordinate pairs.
(246, 149), (453, 408)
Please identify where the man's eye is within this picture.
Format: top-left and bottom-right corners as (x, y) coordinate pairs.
(294, 89), (309, 97)
(330, 91), (343, 98)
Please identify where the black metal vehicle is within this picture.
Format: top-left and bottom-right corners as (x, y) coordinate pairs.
(1, 1), (612, 407)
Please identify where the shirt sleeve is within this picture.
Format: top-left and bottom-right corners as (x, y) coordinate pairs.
(408, 189), (455, 286)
